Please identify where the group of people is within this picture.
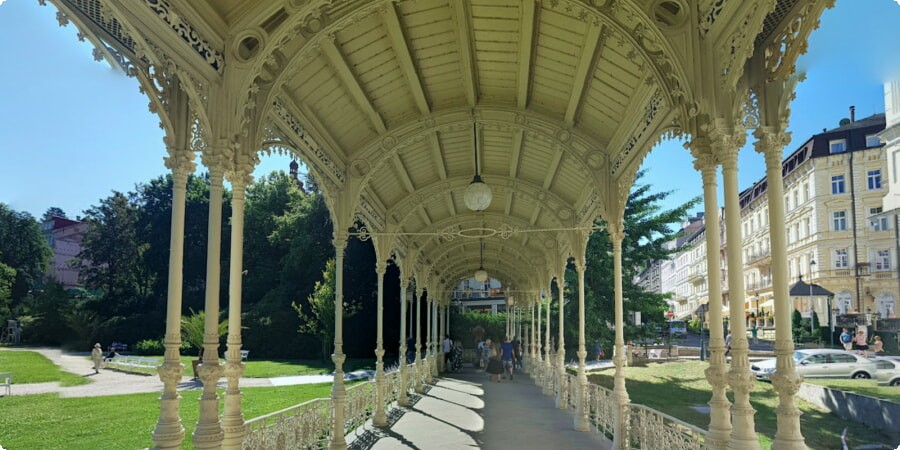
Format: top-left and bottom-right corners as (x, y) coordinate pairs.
(476, 336), (521, 382)
(89, 343), (121, 374)
(404, 335), (463, 372)
(839, 328), (884, 357)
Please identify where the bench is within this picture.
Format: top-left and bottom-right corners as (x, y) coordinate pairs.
(221, 350), (250, 361)
(106, 356), (158, 375)
(0, 372), (10, 396)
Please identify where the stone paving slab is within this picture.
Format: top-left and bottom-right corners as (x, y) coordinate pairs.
(348, 369), (611, 450)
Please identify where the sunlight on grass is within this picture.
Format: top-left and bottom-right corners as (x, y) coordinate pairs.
(134, 356), (377, 378)
(0, 383), (335, 449)
(587, 361), (898, 449)
(0, 349), (90, 387)
(804, 378), (900, 403)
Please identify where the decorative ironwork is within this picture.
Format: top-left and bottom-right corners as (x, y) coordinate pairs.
(145, 0), (224, 72)
(344, 381), (376, 435)
(271, 99), (345, 183)
(59, 0), (138, 54)
(242, 398), (332, 450)
(701, 0), (728, 35)
(587, 383), (616, 438)
(612, 92), (664, 175)
(627, 404), (707, 450)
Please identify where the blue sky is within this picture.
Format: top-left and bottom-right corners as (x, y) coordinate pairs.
(0, 1), (899, 220)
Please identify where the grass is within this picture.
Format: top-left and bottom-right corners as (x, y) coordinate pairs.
(0, 350), (91, 387)
(804, 378), (900, 403)
(587, 361), (898, 449)
(164, 356), (376, 378)
(0, 383), (335, 449)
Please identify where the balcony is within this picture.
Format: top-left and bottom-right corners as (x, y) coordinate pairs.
(746, 278), (772, 292)
(686, 264), (706, 285)
(745, 249), (771, 268)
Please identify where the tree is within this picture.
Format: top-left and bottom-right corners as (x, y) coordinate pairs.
(180, 308), (227, 357)
(567, 170), (700, 349)
(0, 263), (17, 318)
(293, 259), (365, 361)
(0, 203), (52, 308)
(42, 207), (67, 221)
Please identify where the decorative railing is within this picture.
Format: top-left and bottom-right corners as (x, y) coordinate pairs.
(384, 368), (400, 406)
(627, 404), (706, 450)
(344, 380), (376, 434)
(242, 398), (332, 449)
(406, 362), (418, 391)
(587, 383), (616, 438)
(565, 373), (578, 411)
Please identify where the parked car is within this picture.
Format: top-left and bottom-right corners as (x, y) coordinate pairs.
(750, 349), (878, 381)
(872, 356), (900, 386)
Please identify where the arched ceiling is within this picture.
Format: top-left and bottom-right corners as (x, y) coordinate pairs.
(49, 0), (833, 294)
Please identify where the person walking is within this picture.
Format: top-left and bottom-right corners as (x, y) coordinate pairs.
(406, 336), (416, 364)
(475, 339), (485, 369)
(482, 338), (492, 372)
(750, 325), (759, 345)
(855, 330), (869, 357)
(91, 343), (103, 374)
(872, 335), (884, 355)
(512, 335), (521, 370)
(442, 334), (452, 370)
(594, 339), (603, 361)
(486, 344), (503, 382)
(839, 328), (853, 351)
(501, 336), (515, 380)
(725, 332), (732, 356)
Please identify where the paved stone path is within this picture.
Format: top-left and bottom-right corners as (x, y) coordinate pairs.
(1, 347), (373, 398)
(349, 368), (611, 450)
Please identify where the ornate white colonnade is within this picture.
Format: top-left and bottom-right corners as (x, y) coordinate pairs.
(42, 0), (836, 448)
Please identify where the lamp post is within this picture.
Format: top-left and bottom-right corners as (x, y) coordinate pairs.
(829, 300), (837, 348)
(809, 259), (816, 335)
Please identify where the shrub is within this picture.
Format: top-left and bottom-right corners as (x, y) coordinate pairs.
(133, 339), (164, 355)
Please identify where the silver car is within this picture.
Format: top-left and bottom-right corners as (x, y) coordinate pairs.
(873, 356), (900, 386)
(750, 349), (878, 380)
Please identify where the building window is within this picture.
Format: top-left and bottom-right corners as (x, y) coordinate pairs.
(802, 183), (809, 202)
(870, 207), (889, 231)
(833, 211), (847, 231)
(835, 249), (849, 269)
(868, 170), (882, 189)
(830, 139), (847, 154)
(866, 134), (881, 147)
(876, 250), (891, 271)
(831, 175), (846, 194)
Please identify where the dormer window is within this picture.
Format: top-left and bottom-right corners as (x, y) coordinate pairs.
(830, 139), (847, 153)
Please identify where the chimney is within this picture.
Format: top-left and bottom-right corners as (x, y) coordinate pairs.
(850, 105), (856, 123)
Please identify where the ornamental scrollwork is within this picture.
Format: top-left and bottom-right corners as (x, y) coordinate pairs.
(701, 0), (728, 35)
(612, 92), (663, 174)
(271, 99), (345, 183)
(144, 0), (224, 73)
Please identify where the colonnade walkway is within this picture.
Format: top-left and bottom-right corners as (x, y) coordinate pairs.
(347, 368), (611, 450)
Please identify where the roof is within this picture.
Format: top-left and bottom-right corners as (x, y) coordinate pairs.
(788, 276), (834, 297)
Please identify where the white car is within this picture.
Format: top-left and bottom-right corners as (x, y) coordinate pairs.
(750, 349), (878, 380)
(873, 356), (900, 386)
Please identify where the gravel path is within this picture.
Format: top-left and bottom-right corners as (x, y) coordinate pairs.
(2, 347), (373, 398)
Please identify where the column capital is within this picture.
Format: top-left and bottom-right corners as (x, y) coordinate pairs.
(375, 261), (388, 275)
(164, 146), (196, 179)
(200, 146), (233, 181)
(711, 132), (746, 170)
(226, 150), (257, 191)
(753, 127), (792, 161)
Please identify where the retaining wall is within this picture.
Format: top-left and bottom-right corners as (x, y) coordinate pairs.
(797, 383), (900, 433)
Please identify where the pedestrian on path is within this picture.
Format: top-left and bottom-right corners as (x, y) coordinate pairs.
(872, 335), (884, 355)
(840, 328), (853, 351)
(501, 336), (514, 380)
(486, 344), (503, 382)
(443, 335), (452, 369)
(855, 331), (869, 357)
(91, 343), (103, 374)
(725, 333), (732, 356)
(751, 326), (759, 345)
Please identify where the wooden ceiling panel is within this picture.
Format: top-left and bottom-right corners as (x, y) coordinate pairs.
(439, 129), (473, 179)
(517, 139), (553, 188)
(471, 0), (519, 102)
(552, 162), (585, 205)
(481, 128), (513, 178)
(400, 0), (466, 109)
(401, 143), (440, 188)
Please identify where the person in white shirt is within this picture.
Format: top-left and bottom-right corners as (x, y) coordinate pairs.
(442, 335), (452, 369)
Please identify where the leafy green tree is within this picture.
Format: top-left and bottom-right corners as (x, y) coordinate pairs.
(0, 263), (15, 318)
(0, 203), (52, 306)
(42, 207), (67, 221)
(565, 170), (700, 350)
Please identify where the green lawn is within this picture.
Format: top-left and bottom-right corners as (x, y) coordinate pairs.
(588, 361), (898, 449)
(804, 378), (900, 403)
(166, 356), (375, 378)
(0, 350), (90, 387)
(0, 383), (335, 449)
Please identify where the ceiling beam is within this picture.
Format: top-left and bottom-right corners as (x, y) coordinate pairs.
(382, 4), (430, 115)
(542, 151), (564, 190)
(392, 153), (416, 193)
(452, 0), (478, 107)
(529, 205), (541, 226)
(418, 207), (432, 226)
(517, 0), (537, 109)
(320, 38), (387, 134)
(429, 132), (448, 180)
(509, 129), (524, 178)
(447, 192), (457, 216)
(564, 23), (606, 126)
(505, 191), (514, 215)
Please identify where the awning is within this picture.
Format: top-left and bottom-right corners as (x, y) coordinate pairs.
(789, 276), (834, 297)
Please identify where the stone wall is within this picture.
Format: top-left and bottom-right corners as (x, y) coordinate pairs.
(797, 383), (900, 433)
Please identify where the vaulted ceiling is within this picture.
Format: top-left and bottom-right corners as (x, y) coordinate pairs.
(49, 0), (831, 297)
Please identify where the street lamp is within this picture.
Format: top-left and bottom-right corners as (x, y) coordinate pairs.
(809, 259), (816, 335)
